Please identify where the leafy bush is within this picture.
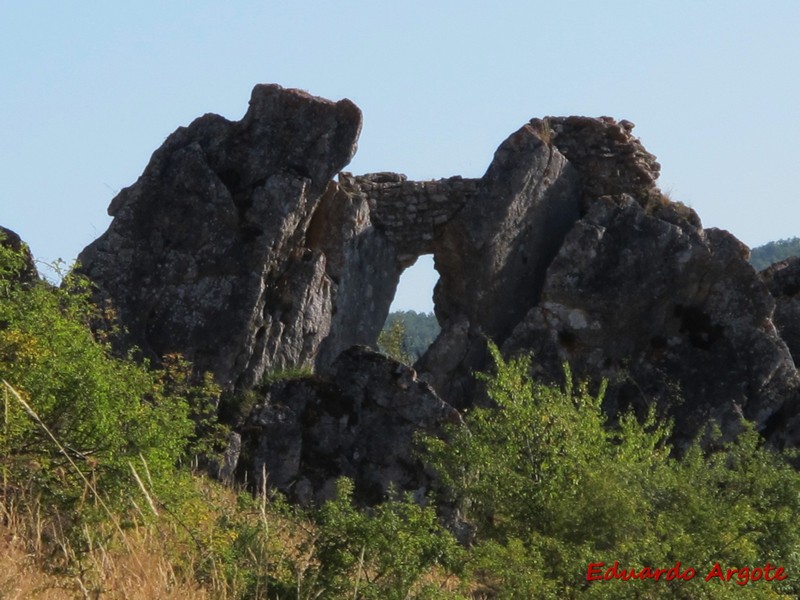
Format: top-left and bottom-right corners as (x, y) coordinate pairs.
(308, 478), (465, 599)
(422, 343), (800, 599)
(0, 240), (465, 597)
(0, 242), (211, 519)
(5, 230), (800, 599)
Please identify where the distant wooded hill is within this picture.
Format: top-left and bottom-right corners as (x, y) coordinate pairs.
(380, 310), (440, 360)
(750, 237), (800, 271)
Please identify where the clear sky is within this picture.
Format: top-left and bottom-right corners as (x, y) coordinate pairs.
(2, 1), (799, 313)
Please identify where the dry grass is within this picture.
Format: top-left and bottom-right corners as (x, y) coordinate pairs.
(0, 469), (326, 599)
(0, 381), (464, 599)
(0, 380), (212, 598)
(0, 493), (210, 599)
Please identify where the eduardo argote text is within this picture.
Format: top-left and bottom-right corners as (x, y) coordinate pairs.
(587, 561), (787, 586)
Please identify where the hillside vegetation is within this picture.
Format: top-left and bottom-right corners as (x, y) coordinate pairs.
(750, 237), (800, 271)
(3, 239), (800, 598)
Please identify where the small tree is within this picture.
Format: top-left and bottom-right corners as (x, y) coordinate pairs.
(309, 478), (464, 599)
(377, 319), (413, 365)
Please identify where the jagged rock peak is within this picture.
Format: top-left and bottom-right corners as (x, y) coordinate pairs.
(533, 116), (662, 205)
(78, 84), (362, 390)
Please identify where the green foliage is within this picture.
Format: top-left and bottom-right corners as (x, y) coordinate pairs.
(162, 480), (304, 598)
(6, 229), (800, 598)
(750, 237), (800, 271)
(380, 310), (440, 361)
(220, 363), (315, 428)
(309, 478), (465, 599)
(0, 241), (465, 597)
(261, 363), (314, 387)
(378, 319), (414, 364)
(0, 243), (213, 519)
(422, 343), (800, 599)
(158, 353), (228, 459)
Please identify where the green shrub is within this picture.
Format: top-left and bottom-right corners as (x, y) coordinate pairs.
(6, 229), (800, 598)
(308, 478), (465, 599)
(422, 343), (800, 598)
(0, 243), (207, 519)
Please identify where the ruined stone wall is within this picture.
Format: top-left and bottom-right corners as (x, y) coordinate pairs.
(540, 116), (662, 205)
(309, 173), (478, 368)
(338, 172), (479, 266)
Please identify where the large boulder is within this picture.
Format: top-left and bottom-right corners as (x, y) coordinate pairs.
(504, 194), (800, 447)
(78, 84), (362, 390)
(241, 346), (462, 505)
(416, 119), (581, 404)
(417, 116), (669, 408)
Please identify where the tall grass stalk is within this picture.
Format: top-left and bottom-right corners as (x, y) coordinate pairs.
(2, 380), (139, 562)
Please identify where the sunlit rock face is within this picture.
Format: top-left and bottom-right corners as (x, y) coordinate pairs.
(78, 84), (363, 391)
(78, 85), (800, 499)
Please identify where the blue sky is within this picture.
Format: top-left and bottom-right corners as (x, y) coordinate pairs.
(2, 1), (799, 313)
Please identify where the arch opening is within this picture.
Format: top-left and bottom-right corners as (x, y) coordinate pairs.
(378, 255), (440, 363)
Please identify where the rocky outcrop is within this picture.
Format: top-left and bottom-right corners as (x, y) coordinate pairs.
(762, 258), (800, 366)
(242, 346), (462, 505)
(504, 195), (800, 446)
(78, 84), (362, 390)
(78, 85), (800, 497)
(417, 119), (582, 404)
(0, 226), (37, 283)
(418, 116), (681, 408)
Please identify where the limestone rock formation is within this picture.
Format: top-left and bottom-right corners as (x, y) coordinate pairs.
(78, 84), (362, 390)
(78, 84), (800, 497)
(418, 116), (676, 408)
(504, 195), (800, 446)
(242, 346), (462, 505)
(762, 258), (800, 367)
(760, 258), (800, 446)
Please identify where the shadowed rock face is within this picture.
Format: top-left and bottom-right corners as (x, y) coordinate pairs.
(76, 84), (800, 499)
(762, 257), (800, 367)
(242, 346), (462, 506)
(504, 196), (799, 447)
(759, 258), (800, 446)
